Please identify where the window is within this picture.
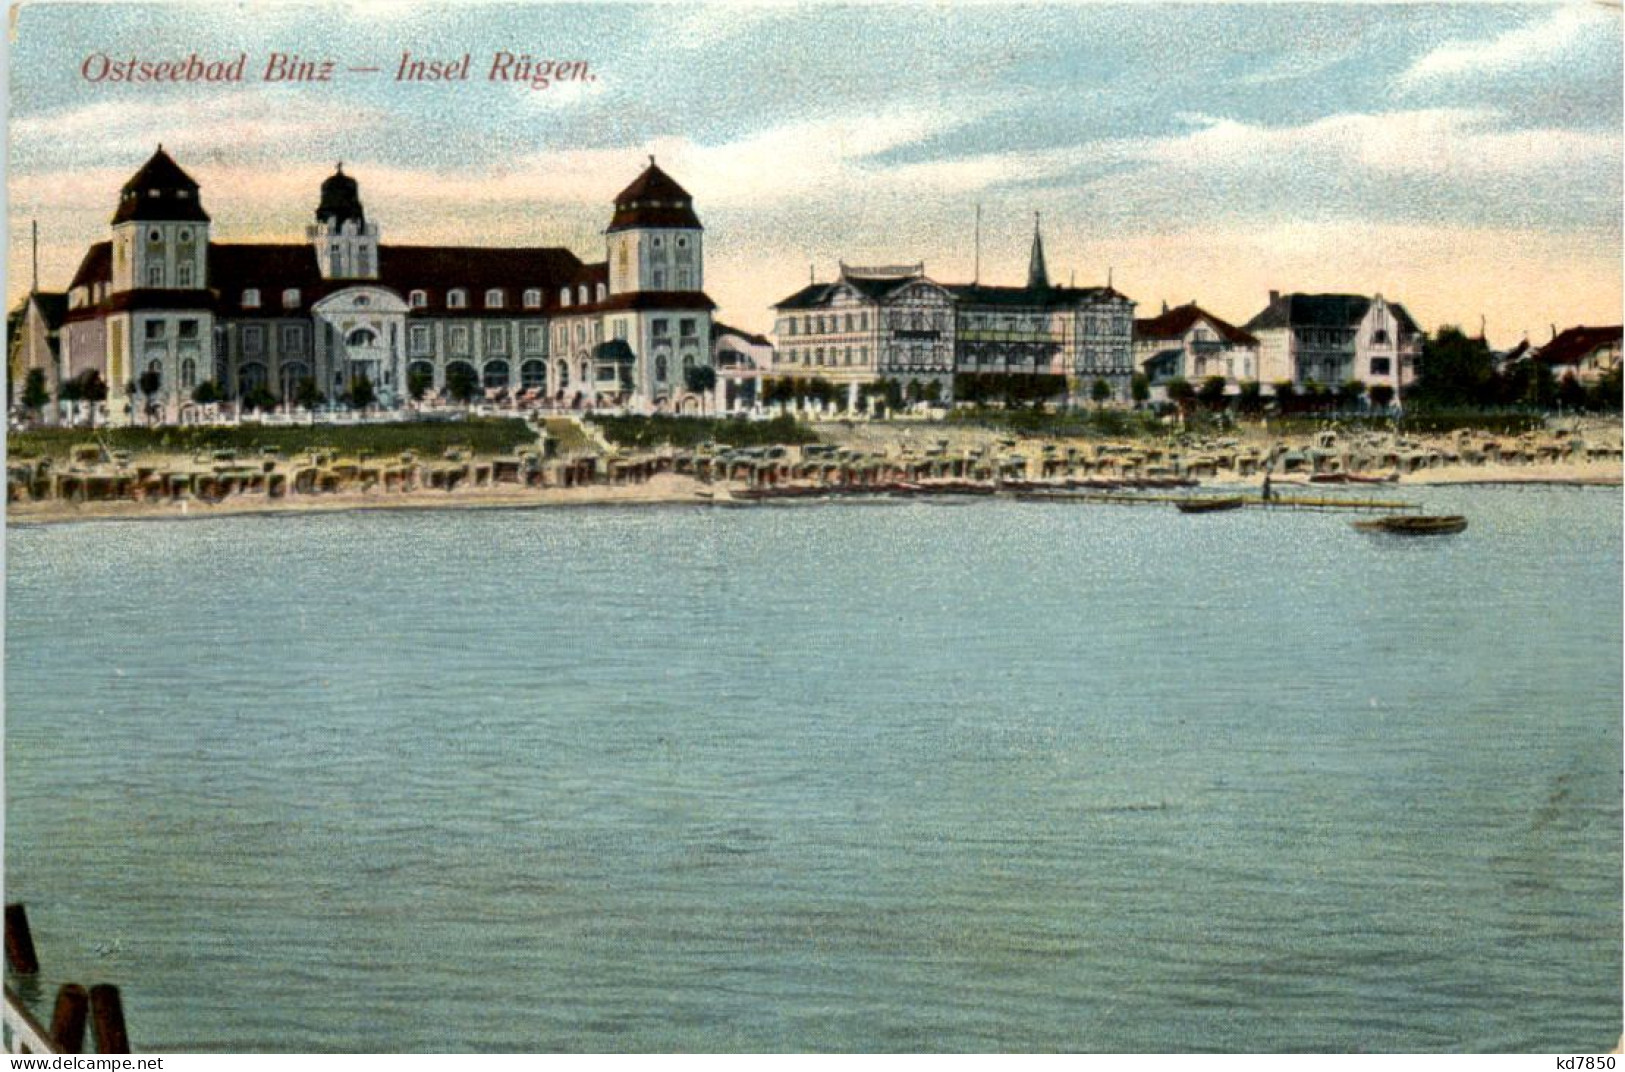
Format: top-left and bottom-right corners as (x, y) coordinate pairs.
(243, 326), (264, 354)
(242, 289), (260, 308)
(282, 289), (301, 309)
(485, 325), (508, 352)
(677, 270), (692, 289)
(145, 321), (165, 341)
(523, 289), (541, 309)
(448, 289), (467, 309)
(574, 323), (585, 344)
(596, 283), (606, 302)
(677, 236), (688, 249)
(450, 326), (469, 353)
(279, 324), (302, 351)
(178, 228), (192, 243)
(410, 290), (428, 308)
(560, 288), (571, 307)
(652, 319), (669, 338)
(1370, 358), (1392, 376)
(521, 360), (546, 390)
(680, 318), (697, 338)
(656, 355), (668, 382)
(356, 247), (370, 275)
(577, 285), (588, 305)
(177, 263), (193, 287)
(346, 328), (377, 347)
(653, 237), (663, 249)
(859, 313), (868, 331)
(652, 270), (665, 289)
(178, 320), (199, 340)
(148, 265), (164, 286)
(523, 325), (544, 352)
(485, 289), (504, 309)
(1372, 329), (1390, 346)
(411, 325), (431, 353)
(148, 229), (162, 243)
(181, 358), (196, 389)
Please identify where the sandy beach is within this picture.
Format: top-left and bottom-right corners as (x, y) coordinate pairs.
(6, 456), (1618, 527)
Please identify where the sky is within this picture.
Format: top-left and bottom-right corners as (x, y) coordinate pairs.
(5, 1), (1622, 344)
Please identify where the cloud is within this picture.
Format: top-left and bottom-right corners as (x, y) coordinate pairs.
(1398, 4), (1614, 86)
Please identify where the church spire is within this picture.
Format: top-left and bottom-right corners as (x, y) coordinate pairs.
(1027, 211), (1049, 291)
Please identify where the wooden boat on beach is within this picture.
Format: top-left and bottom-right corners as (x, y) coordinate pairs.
(1352, 514), (1468, 535)
(1175, 496), (1246, 514)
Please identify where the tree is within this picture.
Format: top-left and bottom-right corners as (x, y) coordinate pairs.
(683, 365), (717, 415)
(295, 376), (325, 409)
(1165, 376), (1194, 417)
(1130, 372), (1150, 409)
(1369, 383), (1395, 410)
(21, 369), (49, 415)
(1272, 380), (1297, 412)
(138, 369), (161, 398)
(407, 368), (432, 402)
(240, 386), (279, 412)
(1337, 379), (1367, 411)
(446, 364), (479, 404)
(1090, 378), (1113, 408)
(1557, 372), (1588, 412)
(191, 380), (222, 405)
(1197, 375), (1228, 410)
(1236, 380), (1263, 416)
(347, 375), (377, 409)
(1413, 326), (1495, 408)
(77, 371), (108, 404)
(1525, 359), (1556, 410)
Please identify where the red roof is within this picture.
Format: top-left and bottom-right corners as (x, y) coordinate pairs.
(69, 242), (112, 290)
(607, 160), (701, 233)
(1134, 303), (1257, 347)
(1533, 325), (1622, 367)
(209, 244), (326, 312)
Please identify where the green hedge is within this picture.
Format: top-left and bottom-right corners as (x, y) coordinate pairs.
(7, 418), (539, 460)
(592, 414), (819, 450)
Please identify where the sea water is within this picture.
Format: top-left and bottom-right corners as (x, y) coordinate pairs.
(5, 487), (1620, 1051)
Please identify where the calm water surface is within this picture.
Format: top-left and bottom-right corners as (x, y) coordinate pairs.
(5, 488), (1621, 1051)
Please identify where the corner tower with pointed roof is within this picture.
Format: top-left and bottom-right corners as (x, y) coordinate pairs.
(102, 146), (216, 425)
(110, 146), (211, 294)
(308, 164), (379, 280)
(606, 156), (703, 296)
(602, 157), (716, 408)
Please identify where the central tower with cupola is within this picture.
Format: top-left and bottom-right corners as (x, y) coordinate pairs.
(308, 164), (379, 280)
(110, 145), (211, 294)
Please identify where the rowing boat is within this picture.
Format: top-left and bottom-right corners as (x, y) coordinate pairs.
(1351, 514), (1467, 535)
(1175, 497), (1246, 514)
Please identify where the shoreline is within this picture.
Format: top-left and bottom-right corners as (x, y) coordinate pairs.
(7, 464), (1619, 527)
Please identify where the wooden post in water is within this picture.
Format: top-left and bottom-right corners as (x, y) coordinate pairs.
(88, 984), (128, 1054)
(4, 905), (39, 975)
(49, 985), (87, 1053)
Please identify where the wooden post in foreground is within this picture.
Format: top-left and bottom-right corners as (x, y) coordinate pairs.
(88, 984), (128, 1054)
(4, 905), (39, 975)
(49, 984), (87, 1053)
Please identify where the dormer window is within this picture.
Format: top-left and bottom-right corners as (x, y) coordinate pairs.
(596, 283), (607, 302)
(243, 289), (261, 308)
(177, 191), (190, 199)
(282, 288), (301, 309)
(485, 288), (504, 309)
(523, 289), (541, 309)
(577, 285), (588, 305)
(148, 189), (161, 198)
(447, 289), (467, 309)
(560, 288), (571, 308)
(410, 290), (427, 308)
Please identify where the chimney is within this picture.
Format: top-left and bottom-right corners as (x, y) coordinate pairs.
(1269, 289), (1280, 305)
(1161, 300), (1168, 315)
(1551, 324), (1557, 341)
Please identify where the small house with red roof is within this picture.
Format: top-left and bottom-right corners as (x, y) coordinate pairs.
(1132, 301), (1259, 398)
(1531, 325), (1622, 385)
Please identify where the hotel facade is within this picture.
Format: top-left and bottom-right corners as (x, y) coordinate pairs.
(768, 225), (1136, 406)
(51, 148), (717, 423)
